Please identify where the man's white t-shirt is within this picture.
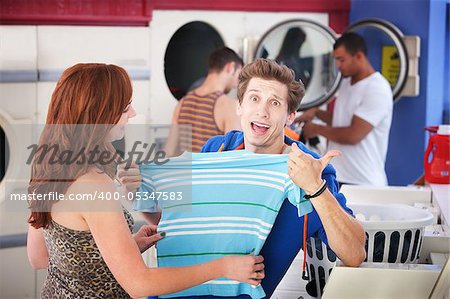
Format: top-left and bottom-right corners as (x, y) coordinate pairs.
(328, 72), (393, 186)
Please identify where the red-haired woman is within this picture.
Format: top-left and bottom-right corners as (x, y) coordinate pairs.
(26, 63), (264, 298)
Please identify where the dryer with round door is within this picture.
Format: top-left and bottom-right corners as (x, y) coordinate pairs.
(148, 10), (331, 125)
(151, 16), (416, 152)
(253, 18), (415, 108)
(149, 16), (416, 151)
(0, 26), (38, 235)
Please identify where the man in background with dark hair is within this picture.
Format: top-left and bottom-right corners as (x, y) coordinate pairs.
(299, 32), (393, 187)
(164, 47), (244, 156)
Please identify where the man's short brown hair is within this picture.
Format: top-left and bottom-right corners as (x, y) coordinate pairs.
(208, 47), (243, 73)
(237, 59), (305, 113)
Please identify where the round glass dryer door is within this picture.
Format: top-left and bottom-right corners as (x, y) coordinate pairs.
(254, 19), (340, 111)
(164, 21), (225, 100)
(0, 126), (9, 184)
(345, 18), (409, 101)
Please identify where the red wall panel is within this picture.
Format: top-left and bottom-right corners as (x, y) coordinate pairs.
(0, 0), (349, 32)
(0, 0), (152, 26)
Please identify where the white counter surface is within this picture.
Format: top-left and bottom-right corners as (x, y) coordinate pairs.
(430, 184), (450, 226)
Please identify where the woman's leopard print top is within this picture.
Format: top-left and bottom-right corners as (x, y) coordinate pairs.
(41, 209), (135, 298)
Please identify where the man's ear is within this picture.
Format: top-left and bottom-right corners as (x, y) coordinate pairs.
(225, 61), (235, 74)
(355, 51), (364, 61)
(236, 100), (242, 116)
(285, 111), (296, 127)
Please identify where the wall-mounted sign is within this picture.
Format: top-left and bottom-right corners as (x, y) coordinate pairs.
(382, 45), (400, 87)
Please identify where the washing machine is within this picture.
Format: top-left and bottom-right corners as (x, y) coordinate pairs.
(149, 12), (417, 124)
(35, 25), (151, 123)
(0, 24), (153, 208)
(0, 26), (38, 299)
(0, 24), (154, 298)
(0, 24), (154, 235)
(1, 24), (154, 235)
(149, 13), (418, 156)
(0, 26), (37, 233)
(148, 10), (331, 125)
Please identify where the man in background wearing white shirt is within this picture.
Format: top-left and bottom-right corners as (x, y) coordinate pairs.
(299, 32), (393, 187)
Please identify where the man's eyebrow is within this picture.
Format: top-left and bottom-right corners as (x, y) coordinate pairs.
(270, 93), (284, 100)
(247, 89), (284, 101)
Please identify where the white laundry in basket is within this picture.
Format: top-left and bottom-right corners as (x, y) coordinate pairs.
(304, 203), (434, 298)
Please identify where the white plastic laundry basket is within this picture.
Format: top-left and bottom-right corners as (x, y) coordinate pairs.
(305, 203), (434, 298)
(305, 236), (337, 298)
(351, 203), (434, 263)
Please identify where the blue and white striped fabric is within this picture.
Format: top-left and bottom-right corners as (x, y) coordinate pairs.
(133, 150), (313, 298)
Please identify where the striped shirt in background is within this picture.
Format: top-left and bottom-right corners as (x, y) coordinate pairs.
(177, 91), (224, 152)
(133, 150), (313, 298)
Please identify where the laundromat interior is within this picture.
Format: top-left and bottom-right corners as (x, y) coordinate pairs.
(1, 0), (449, 298)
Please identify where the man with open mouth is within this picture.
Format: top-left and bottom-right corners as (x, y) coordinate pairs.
(120, 58), (365, 298)
(199, 58), (366, 297)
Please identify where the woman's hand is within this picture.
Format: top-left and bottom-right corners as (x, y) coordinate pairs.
(221, 254), (265, 286)
(133, 224), (165, 253)
(117, 161), (142, 194)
